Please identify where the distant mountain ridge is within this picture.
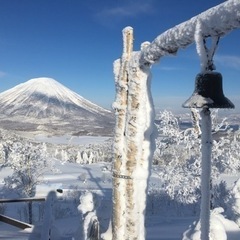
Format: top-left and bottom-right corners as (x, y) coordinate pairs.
(0, 78), (114, 136)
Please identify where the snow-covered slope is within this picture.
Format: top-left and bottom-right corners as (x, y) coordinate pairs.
(0, 77), (110, 118)
(0, 78), (114, 136)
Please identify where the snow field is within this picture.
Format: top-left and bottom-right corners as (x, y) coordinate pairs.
(0, 159), (240, 239)
(1, 113), (240, 239)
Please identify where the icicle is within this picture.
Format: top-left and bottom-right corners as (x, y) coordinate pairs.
(195, 20), (220, 73)
(191, 108), (201, 136)
(194, 21), (208, 73)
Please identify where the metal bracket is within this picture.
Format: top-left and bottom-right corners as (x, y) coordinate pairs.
(113, 172), (132, 180)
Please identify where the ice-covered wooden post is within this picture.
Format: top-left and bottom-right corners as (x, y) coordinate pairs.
(112, 27), (156, 240)
(112, 26), (133, 240)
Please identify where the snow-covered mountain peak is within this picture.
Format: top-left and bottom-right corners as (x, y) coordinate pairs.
(0, 77), (114, 136)
(23, 77), (74, 98)
(0, 77), (111, 115)
(26, 77), (61, 95)
(27, 77), (57, 85)
(11, 77), (82, 101)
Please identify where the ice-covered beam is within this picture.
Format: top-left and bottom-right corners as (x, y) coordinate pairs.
(140, 0), (240, 65)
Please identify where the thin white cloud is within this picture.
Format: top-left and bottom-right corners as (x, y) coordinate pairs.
(215, 55), (240, 70)
(159, 66), (183, 71)
(103, 4), (153, 17)
(0, 71), (7, 78)
(96, 1), (155, 24)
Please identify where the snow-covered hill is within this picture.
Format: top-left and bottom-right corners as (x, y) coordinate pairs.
(0, 78), (114, 136)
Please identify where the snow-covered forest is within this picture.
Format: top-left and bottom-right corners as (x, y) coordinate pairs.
(0, 109), (240, 239)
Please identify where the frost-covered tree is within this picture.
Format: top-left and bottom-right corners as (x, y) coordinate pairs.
(2, 141), (51, 223)
(154, 110), (201, 203)
(60, 149), (69, 164)
(225, 178), (240, 227)
(52, 140), (113, 165)
(154, 110), (239, 205)
(82, 151), (89, 164)
(76, 151), (83, 164)
(3, 142), (49, 197)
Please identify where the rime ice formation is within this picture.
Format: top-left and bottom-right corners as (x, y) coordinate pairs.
(140, 0), (240, 65)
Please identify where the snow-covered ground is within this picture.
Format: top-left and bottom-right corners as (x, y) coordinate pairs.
(34, 135), (110, 146)
(0, 160), (195, 240)
(0, 157), (240, 239)
(0, 133), (239, 240)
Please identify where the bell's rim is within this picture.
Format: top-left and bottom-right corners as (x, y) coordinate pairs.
(182, 72), (235, 109)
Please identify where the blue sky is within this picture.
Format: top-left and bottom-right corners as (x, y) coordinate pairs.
(0, 0), (239, 113)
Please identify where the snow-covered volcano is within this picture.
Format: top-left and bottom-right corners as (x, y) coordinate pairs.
(0, 78), (114, 136)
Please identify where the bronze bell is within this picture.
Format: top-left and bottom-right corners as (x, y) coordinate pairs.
(182, 72), (234, 109)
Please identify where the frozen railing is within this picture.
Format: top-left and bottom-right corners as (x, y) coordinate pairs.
(0, 197), (45, 229)
(140, 0), (240, 65)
